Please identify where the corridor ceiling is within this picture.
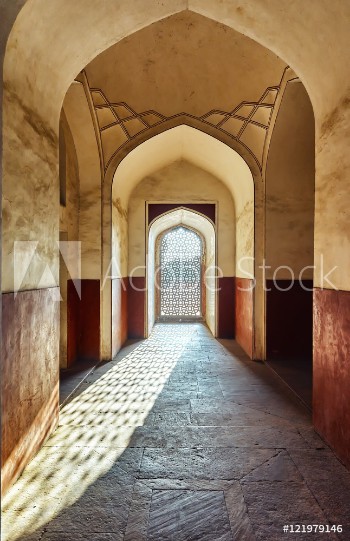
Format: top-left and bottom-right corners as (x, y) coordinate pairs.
(82, 11), (286, 169)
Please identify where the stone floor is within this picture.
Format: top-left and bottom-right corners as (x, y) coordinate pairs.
(266, 356), (312, 410)
(2, 323), (350, 541)
(59, 359), (97, 405)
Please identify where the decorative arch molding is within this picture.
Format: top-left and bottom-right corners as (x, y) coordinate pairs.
(151, 207), (214, 231)
(107, 115), (263, 184)
(149, 205), (216, 228)
(78, 67), (292, 172)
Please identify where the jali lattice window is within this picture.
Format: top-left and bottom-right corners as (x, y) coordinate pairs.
(160, 226), (202, 318)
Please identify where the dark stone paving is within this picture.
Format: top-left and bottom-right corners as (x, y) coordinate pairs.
(266, 356), (312, 410)
(2, 324), (350, 541)
(147, 489), (233, 541)
(59, 360), (97, 405)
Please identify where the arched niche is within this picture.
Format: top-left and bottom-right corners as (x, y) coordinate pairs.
(105, 125), (259, 361)
(148, 209), (216, 336)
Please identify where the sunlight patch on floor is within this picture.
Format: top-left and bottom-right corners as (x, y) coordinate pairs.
(1, 324), (198, 541)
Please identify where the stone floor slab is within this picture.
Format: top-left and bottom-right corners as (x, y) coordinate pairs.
(140, 447), (276, 480)
(147, 489), (233, 541)
(241, 481), (338, 541)
(241, 450), (303, 483)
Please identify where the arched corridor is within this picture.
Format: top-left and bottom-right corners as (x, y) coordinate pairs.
(3, 323), (350, 540)
(1, 1), (350, 539)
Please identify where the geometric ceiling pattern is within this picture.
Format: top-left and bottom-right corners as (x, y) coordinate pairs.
(81, 70), (281, 172)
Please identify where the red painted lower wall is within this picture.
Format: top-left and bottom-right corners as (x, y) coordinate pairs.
(313, 288), (350, 468)
(112, 278), (128, 357)
(67, 279), (80, 367)
(217, 277), (235, 338)
(67, 279), (100, 363)
(235, 278), (253, 358)
(127, 277), (145, 339)
(1, 288), (60, 494)
(80, 280), (100, 361)
(266, 280), (313, 358)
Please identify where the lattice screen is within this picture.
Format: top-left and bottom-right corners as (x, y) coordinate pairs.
(160, 227), (202, 318)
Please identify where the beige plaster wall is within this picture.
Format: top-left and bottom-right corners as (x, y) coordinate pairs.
(111, 197), (128, 279)
(127, 160), (235, 277)
(236, 199), (255, 279)
(59, 113), (80, 369)
(314, 99), (350, 290)
(62, 82), (102, 280)
(59, 113), (80, 242)
(265, 80), (315, 280)
(2, 88), (59, 292)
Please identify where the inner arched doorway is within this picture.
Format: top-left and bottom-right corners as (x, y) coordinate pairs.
(147, 207), (217, 336)
(109, 125), (255, 355)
